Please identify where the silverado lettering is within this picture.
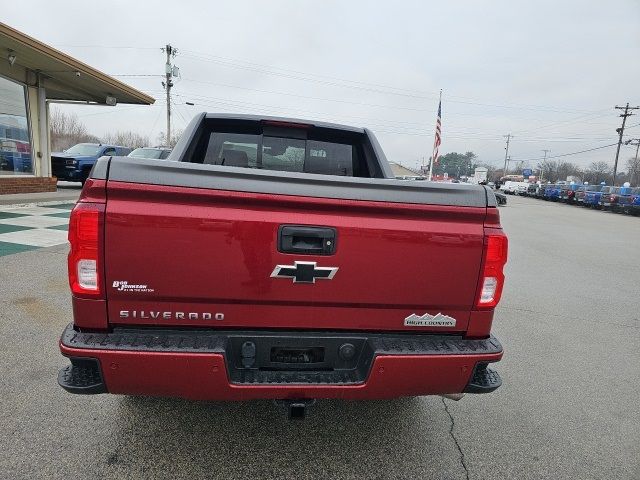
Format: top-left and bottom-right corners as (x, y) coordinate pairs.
(118, 311), (225, 320)
(58, 113), (508, 418)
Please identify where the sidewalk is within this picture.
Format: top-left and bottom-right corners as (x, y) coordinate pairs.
(0, 182), (81, 206)
(0, 202), (74, 256)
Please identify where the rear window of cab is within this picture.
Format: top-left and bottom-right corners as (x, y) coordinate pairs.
(201, 133), (354, 177)
(184, 120), (380, 178)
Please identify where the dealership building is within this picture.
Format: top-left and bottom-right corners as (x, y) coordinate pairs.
(0, 22), (153, 195)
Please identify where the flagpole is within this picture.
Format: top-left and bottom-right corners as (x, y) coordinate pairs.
(428, 89), (442, 181)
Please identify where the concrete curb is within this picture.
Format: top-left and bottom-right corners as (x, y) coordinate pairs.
(0, 200), (77, 209)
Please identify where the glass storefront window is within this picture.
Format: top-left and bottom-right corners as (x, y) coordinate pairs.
(0, 76), (32, 175)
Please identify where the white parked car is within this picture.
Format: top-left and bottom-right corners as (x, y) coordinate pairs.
(500, 181), (518, 194)
(514, 182), (529, 195)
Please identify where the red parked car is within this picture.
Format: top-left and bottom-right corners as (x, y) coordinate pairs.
(58, 113), (508, 418)
(599, 186), (632, 211)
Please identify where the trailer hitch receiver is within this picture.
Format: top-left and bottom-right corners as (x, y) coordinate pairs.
(275, 399), (316, 420)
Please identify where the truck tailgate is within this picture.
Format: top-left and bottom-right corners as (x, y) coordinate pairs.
(103, 180), (486, 333)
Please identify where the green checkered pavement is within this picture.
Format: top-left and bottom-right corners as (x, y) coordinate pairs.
(0, 203), (74, 257)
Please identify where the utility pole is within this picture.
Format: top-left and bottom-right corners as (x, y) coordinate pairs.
(162, 44), (178, 146)
(504, 155), (512, 175)
(625, 138), (640, 185)
(502, 134), (512, 177)
(540, 149), (550, 182)
(613, 103), (639, 186)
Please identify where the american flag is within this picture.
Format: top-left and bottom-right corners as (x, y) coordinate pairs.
(432, 98), (442, 165)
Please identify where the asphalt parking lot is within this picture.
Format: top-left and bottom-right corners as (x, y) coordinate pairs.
(0, 195), (638, 479)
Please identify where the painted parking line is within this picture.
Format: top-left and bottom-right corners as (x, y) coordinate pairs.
(0, 202), (74, 257)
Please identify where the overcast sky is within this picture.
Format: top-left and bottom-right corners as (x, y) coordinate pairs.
(5, 0), (640, 170)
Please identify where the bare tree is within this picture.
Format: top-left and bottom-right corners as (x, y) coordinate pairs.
(49, 108), (99, 152)
(556, 161), (583, 182)
(102, 131), (149, 149)
(537, 159), (558, 181)
(157, 130), (183, 148)
(584, 161), (612, 184)
(626, 155), (640, 185)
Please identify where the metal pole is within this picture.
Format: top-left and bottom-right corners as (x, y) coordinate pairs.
(627, 139), (640, 185)
(613, 103), (639, 186)
(37, 73), (50, 178)
(502, 134), (512, 177)
(634, 142), (640, 185)
(428, 89), (442, 181)
(541, 149), (550, 182)
(165, 45), (172, 146)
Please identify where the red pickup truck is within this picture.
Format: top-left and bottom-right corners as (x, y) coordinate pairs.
(58, 113), (507, 418)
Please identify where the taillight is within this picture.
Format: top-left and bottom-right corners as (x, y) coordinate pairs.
(68, 202), (104, 297)
(476, 229), (508, 309)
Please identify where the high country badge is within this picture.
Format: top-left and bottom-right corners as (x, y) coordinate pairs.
(404, 313), (457, 327)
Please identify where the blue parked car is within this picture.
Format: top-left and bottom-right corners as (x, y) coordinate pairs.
(544, 184), (562, 201)
(583, 185), (609, 208)
(51, 143), (132, 184)
(622, 188), (640, 215)
(0, 150), (32, 173)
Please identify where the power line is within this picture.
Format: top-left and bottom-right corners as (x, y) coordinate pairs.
(179, 49), (442, 96)
(511, 109), (612, 135)
(179, 51), (600, 114)
(170, 99), (189, 128)
(514, 143), (618, 163)
(169, 87), (616, 141)
(57, 42), (611, 116)
(179, 78), (434, 113)
(177, 94), (627, 144)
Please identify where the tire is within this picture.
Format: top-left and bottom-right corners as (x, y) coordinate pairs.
(80, 169), (91, 185)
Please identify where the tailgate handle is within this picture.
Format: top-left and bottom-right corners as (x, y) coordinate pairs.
(278, 225), (336, 255)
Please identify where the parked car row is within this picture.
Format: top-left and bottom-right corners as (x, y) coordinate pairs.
(515, 182), (640, 215)
(51, 143), (172, 184)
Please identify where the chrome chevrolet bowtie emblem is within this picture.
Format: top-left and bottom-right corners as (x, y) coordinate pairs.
(270, 261), (338, 284)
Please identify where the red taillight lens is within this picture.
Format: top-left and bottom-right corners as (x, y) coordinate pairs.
(476, 230), (508, 309)
(68, 203), (104, 296)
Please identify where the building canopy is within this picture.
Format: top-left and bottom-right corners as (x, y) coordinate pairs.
(0, 22), (154, 105)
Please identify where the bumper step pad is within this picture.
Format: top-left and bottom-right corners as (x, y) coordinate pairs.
(58, 358), (106, 394)
(464, 364), (502, 393)
(60, 324), (502, 389)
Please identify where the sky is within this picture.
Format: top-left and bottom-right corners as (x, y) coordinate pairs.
(5, 0), (640, 171)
